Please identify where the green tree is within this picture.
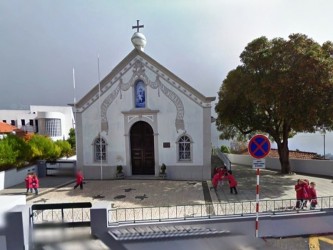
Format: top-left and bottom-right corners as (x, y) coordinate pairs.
(67, 128), (76, 150)
(0, 136), (17, 168)
(28, 134), (60, 160)
(55, 140), (72, 158)
(0, 134), (32, 169)
(215, 34), (333, 174)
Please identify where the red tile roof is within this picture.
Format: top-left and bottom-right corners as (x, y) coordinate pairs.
(241, 148), (318, 160)
(0, 122), (17, 133)
(268, 149), (318, 160)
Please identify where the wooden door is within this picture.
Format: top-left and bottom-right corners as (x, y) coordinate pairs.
(130, 121), (155, 175)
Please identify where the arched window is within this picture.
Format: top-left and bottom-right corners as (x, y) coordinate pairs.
(94, 137), (106, 161)
(135, 80), (146, 108)
(177, 135), (192, 161)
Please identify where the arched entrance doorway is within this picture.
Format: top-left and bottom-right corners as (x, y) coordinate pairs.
(130, 121), (155, 175)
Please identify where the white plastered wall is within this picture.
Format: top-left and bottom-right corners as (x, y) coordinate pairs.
(79, 57), (211, 180)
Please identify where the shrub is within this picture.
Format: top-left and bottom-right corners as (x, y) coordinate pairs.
(55, 140), (72, 158)
(28, 134), (57, 160)
(220, 145), (230, 153)
(0, 134), (32, 169)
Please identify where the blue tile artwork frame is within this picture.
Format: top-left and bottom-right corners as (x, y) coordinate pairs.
(135, 80), (146, 108)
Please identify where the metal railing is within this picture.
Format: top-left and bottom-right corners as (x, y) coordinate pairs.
(31, 202), (92, 229)
(108, 196), (333, 224)
(213, 148), (231, 170)
(45, 160), (76, 176)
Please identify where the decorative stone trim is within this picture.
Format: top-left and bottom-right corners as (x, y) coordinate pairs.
(75, 51), (215, 113)
(100, 59), (186, 133)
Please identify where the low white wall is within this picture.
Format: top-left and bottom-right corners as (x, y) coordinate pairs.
(0, 196), (27, 250)
(226, 154), (333, 177)
(0, 195), (26, 227)
(0, 165), (36, 191)
(0, 171), (4, 191)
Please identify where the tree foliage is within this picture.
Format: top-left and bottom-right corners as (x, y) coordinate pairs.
(215, 34), (333, 174)
(67, 128), (76, 150)
(55, 140), (72, 158)
(0, 133), (74, 170)
(0, 136), (18, 168)
(220, 145), (230, 153)
(0, 134), (32, 169)
(28, 134), (59, 161)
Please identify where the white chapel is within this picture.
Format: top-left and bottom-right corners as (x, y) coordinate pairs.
(75, 22), (216, 180)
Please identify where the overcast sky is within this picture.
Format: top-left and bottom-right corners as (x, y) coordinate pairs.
(1, 0), (333, 154)
(1, 0), (333, 109)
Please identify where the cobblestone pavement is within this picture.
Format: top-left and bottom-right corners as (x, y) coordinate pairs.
(213, 165), (333, 203)
(1, 165), (332, 209)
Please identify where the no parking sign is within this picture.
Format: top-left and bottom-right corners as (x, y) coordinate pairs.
(248, 134), (271, 159)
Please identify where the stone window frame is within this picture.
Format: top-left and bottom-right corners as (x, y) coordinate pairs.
(176, 134), (193, 162)
(93, 136), (108, 162)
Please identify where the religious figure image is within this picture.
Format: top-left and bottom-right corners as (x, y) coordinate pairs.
(135, 81), (146, 108)
(137, 87), (145, 103)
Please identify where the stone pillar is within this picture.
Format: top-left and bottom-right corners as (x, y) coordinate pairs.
(90, 202), (109, 238)
(5, 205), (31, 250)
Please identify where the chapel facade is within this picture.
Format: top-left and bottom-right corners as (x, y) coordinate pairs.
(75, 24), (215, 180)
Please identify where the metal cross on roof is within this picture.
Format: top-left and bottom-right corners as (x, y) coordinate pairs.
(132, 20), (144, 32)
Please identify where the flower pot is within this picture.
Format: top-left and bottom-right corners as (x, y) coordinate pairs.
(159, 173), (167, 179)
(116, 172), (125, 179)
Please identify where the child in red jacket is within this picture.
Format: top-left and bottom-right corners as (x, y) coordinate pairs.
(308, 182), (317, 210)
(74, 170), (84, 190)
(302, 179), (310, 208)
(225, 171), (238, 194)
(295, 179), (304, 209)
(25, 173), (33, 193)
(31, 173), (39, 195)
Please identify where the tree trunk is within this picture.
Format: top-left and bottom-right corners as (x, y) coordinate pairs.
(273, 122), (290, 174)
(277, 143), (291, 174)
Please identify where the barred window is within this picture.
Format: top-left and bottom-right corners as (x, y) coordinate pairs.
(45, 119), (61, 137)
(94, 137), (106, 161)
(178, 135), (191, 161)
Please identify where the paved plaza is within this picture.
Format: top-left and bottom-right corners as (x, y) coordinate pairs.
(1, 165), (332, 208)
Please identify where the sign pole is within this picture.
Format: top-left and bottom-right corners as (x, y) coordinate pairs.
(255, 168), (260, 238)
(248, 134), (271, 238)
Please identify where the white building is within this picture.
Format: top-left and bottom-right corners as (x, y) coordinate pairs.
(75, 27), (215, 180)
(0, 105), (74, 140)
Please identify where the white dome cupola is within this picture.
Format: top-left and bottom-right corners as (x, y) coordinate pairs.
(131, 20), (146, 51)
